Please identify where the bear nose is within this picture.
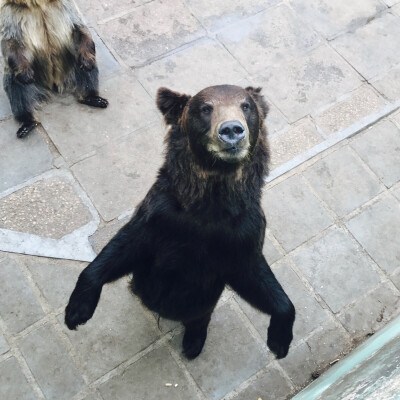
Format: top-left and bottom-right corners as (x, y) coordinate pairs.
(218, 121), (246, 146)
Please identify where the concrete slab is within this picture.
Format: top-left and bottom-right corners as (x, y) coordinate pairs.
(0, 119), (53, 193)
(136, 38), (247, 96)
(351, 120), (400, 188)
(71, 121), (164, 221)
(18, 324), (85, 400)
(292, 228), (381, 313)
(258, 44), (362, 122)
(338, 282), (400, 340)
(217, 4), (320, 74)
(91, 28), (120, 78)
(0, 177), (92, 239)
(41, 73), (159, 164)
(262, 175), (333, 252)
(346, 196), (400, 275)
(269, 117), (323, 170)
(188, 0), (280, 32)
(303, 146), (383, 217)
(0, 357), (36, 400)
(172, 302), (268, 400)
(96, 0), (205, 66)
(288, 0), (385, 39)
(314, 85), (387, 135)
(262, 231), (282, 265)
(0, 332), (9, 355)
(0, 257), (44, 334)
(371, 66), (400, 102)
(234, 366), (293, 400)
(98, 346), (201, 400)
(59, 278), (160, 380)
(331, 12), (400, 80)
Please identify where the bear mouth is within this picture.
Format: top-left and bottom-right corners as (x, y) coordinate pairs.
(218, 145), (248, 162)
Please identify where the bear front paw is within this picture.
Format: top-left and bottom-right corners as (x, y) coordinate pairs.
(65, 288), (101, 330)
(267, 317), (294, 359)
(182, 329), (208, 360)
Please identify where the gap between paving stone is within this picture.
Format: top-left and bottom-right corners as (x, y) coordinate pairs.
(0, 169), (100, 262)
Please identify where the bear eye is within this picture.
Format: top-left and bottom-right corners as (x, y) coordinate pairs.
(201, 105), (213, 115)
(241, 103), (250, 112)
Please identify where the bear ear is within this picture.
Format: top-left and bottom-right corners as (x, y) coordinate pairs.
(245, 86), (269, 120)
(156, 87), (191, 125)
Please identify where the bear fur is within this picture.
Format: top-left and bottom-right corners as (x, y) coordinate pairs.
(65, 84), (295, 360)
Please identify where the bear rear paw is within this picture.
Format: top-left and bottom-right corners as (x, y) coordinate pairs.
(17, 121), (39, 138)
(182, 328), (208, 360)
(79, 95), (109, 109)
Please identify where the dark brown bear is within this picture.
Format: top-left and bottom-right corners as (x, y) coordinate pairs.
(65, 85), (295, 360)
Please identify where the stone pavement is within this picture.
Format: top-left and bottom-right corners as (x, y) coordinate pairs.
(1, 0), (400, 399)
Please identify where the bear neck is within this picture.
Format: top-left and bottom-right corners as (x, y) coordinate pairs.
(163, 126), (270, 212)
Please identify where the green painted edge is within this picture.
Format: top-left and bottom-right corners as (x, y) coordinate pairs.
(292, 315), (400, 400)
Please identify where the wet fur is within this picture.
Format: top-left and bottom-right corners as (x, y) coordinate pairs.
(65, 85), (295, 360)
(0, 0), (107, 137)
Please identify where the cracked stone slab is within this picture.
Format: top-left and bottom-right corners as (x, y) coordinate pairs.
(217, 4), (321, 74)
(269, 117), (323, 170)
(72, 121), (164, 222)
(0, 177), (92, 239)
(288, 0), (385, 39)
(96, 0), (205, 67)
(136, 38), (248, 96)
(331, 12), (400, 80)
(41, 73), (159, 165)
(314, 85), (387, 135)
(0, 119), (53, 193)
(258, 44), (362, 122)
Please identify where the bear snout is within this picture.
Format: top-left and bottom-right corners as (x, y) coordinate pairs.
(218, 120), (246, 147)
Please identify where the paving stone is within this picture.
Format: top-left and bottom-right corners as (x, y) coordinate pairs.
(269, 117), (323, 170)
(288, 0), (385, 39)
(75, 0), (147, 25)
(393, 186), (400, 202)
(371, 66), (400, 102)
(392, 269), (400, 290)
(136, 38), (247, 96)
(262, 231), (282, 265)
(99, 346), (200, 400)
(234, 365), (293, 400)
(171, 302), (268, 400)
(346, 196), (400, 274)
(18, 324), (85, 400)
(0, 177), (92, 239)
(236, 261), (329, 344)
(262, 175), (333, 252)
(0, 73), (12, 121)
(24, 257), (85, 310)
(0, 119), (53, 193)
(89, 216), (130, 254)
(331, 12), (400, 80)
(0, 357), (36, 400)
(292, 228), (381, 313)
(303, 146), (383, 217)
(385, 0), (400, 6)
(60, 278), (159, 380)
(91, 29), (120, 78)
(217, 4), (320, 75)
(314, 85), (386, 135)
(351, 120), (400, 188)
(0, 332), (9, 355)
(279, 319), (351, 387)
(41, 73), (159, 164)
(258, 44), (362, 122)
(266, 103), (290, 136)
(72, 121), (163, 221)
(338, 282), (400, 340)
(0, 257), (44, 334)
(186, 0), (278, 32)
(97, 0), (205, 67)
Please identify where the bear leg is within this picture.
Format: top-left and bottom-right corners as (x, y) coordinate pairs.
(182, 312), (212, 359)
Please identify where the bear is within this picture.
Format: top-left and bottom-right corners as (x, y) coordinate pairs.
(65, 84), (295, 360)
(0, 0), (108, 138)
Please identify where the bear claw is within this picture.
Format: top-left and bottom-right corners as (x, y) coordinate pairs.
(16, 121), (38, 138)
(79, 95), (108, 108)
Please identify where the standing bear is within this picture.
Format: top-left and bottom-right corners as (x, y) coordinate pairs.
(0, 0), (108, 138)
(65, 85), (295, 360)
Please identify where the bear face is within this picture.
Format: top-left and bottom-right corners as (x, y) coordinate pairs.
(157, 85), (269, 172)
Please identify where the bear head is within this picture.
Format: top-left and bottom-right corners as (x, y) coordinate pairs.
(156, 85), (269, 172)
